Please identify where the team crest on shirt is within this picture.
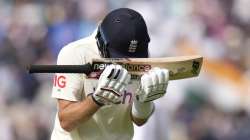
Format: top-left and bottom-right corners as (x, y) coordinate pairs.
(128, 40), (138, 53)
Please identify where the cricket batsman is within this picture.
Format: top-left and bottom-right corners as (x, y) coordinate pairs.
(51, 8), (169, 140)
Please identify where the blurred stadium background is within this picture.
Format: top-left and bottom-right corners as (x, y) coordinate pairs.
(0, 0), (250, 140)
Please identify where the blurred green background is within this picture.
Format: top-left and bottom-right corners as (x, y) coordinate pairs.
(0, 0), (249, 140)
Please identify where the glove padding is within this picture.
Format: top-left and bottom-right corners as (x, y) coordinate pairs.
(92, 64), (131, 106)
(136, 67), (169, 102)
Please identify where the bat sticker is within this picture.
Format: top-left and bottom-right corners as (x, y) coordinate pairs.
(192, 61), (200, 75)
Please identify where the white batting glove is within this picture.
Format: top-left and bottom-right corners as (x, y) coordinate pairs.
(136, 67), (169, 102)
(91, 64), (131, 106)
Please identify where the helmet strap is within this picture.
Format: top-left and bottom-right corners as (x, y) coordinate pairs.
(96, 26), (110, 58)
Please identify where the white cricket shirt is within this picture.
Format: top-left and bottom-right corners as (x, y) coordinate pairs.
(51, 30), (140, 140)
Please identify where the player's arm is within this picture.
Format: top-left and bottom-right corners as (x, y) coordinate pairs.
(58, 64), (131, 131)
(58, 96), (100, 132)
(53, 47), (100, 131)
(131, 68), (169, 126)
(53, 47), (130, 131)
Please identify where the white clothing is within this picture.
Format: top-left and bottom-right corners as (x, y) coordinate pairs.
(51, 30), (139, 140)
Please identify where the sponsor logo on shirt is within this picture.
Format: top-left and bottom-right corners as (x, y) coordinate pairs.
(122, 90), (133, 104)
(53, 75), (66, 88)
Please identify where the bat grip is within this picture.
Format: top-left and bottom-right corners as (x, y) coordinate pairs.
(28, 63), (93, 75)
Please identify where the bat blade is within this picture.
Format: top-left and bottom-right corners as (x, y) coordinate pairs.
(89, 55), (203, 80)
(28, 55), (203, 80)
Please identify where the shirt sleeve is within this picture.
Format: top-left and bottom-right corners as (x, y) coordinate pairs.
(51, 46), (86, 101)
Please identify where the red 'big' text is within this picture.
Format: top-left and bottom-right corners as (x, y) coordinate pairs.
(54, 75), (66, 88)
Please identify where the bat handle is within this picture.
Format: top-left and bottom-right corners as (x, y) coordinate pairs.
(27, 63), (93, 75)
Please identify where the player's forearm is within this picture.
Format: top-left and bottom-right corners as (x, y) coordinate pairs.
(58, 96), (100, 132)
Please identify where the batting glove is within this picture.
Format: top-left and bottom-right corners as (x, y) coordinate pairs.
(92, 64), (131, 106)
(136, 67), (169, 102)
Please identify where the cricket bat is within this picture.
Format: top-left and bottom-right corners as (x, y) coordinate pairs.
(28, 55), (203, 80)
